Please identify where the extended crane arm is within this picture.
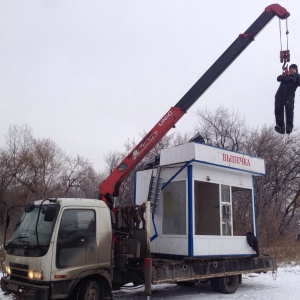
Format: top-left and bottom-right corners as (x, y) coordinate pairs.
(99, 4), (289, 204)
(175, 4), (290, 112)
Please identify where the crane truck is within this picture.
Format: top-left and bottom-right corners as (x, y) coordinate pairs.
(1, 4), (290, 300)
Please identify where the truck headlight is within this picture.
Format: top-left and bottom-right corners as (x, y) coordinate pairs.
(28, 270), (43, 280)
(5, 265), (11, 276)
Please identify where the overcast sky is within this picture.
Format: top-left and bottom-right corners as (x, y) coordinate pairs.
(1, 0), (300, 172)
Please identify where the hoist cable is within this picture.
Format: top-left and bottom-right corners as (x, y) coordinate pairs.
(285, 19), (289, 51)
(279, 19), (289, 51)
(279, 19), (282, 51)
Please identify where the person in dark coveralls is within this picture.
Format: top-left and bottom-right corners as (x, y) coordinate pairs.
(274, 64), (300, 134)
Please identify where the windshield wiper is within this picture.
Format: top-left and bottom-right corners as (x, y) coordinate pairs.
(5, 236), (29, 248)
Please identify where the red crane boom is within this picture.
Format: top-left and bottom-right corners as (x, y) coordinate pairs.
(99, 4), (290, 206)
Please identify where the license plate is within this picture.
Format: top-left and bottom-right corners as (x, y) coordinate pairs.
(8, 283), (19, 292)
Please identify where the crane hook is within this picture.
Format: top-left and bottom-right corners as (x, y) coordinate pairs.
(280, 50), (290, 75)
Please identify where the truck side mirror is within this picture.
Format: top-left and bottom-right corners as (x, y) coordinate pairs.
(24, 203), (35, 213)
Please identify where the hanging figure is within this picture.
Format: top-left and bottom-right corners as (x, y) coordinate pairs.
(274, 64), (300, 134)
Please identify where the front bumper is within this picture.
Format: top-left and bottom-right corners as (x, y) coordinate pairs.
(1, 277), (49, 300)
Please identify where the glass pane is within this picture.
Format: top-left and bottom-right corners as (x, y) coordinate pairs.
(222, 205), (231, 222)
(222, 204), (232, 236)
(232, 187), (253, 236)
(221, 185), (230, 202)
(8, 205), (58, 248)
(56, 209), (96, 268)
(162, 181), (186, 235)
(194, 181), (220, 235)
(222, 223), (232, 236)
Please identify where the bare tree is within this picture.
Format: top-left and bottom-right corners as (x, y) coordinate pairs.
(195, 106), (248, 151)
(250, 129), (300, 240)
(2, 124), (36, 204)
(1, 124), (102, 202)
(0, 149), (16, 227)
(31, 137), (65, 198)
(103, 151), (124, 175)
(62, 155), (99, 198)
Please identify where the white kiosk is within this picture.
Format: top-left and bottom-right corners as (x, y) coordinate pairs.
(134, 142), (265, 258)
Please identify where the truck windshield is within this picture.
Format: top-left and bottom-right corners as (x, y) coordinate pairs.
(6, 204), (59, 255)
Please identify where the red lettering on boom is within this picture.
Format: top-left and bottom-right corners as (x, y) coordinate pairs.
(158, 111), (173, 126)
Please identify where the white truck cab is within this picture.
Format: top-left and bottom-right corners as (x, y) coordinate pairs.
(2, 198), (112, 299)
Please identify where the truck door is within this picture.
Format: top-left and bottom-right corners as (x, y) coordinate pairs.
(56, 209), (96, 268)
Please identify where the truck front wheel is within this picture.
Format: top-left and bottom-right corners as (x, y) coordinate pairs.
(76, 279), (102, 300)
(210, 275), (239, 294)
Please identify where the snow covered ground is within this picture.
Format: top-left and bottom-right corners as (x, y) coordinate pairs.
(0, 264), (299, 299)
(114, 263), (300, 300)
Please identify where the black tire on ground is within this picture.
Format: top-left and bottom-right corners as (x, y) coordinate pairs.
(176, 280), (197, 287)
(210, 275), (239, 294)
(76, 279), (103, 300)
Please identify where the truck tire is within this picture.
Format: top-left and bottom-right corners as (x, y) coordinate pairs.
(76, 279), (103, 300)
(210, 275), (239, 294)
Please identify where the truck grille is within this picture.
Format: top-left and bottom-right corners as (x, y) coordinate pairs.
(10, 262), (29, 279)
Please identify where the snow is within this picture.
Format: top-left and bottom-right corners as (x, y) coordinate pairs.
(113, 264), (300, 300)
(0, 264), (299, 299)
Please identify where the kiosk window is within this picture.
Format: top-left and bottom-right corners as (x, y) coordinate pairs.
(162, 181), (186, 235)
